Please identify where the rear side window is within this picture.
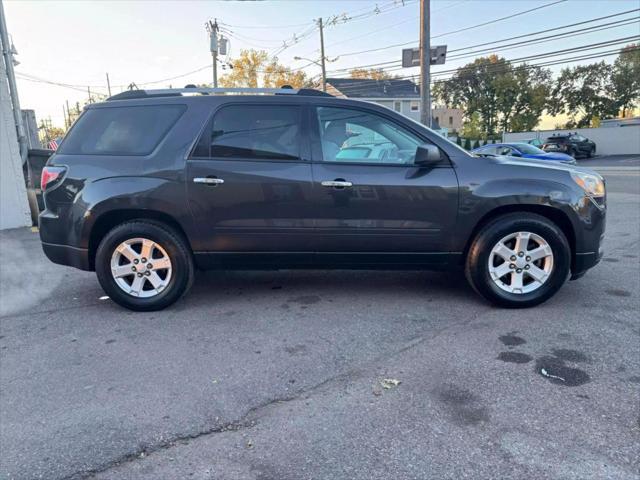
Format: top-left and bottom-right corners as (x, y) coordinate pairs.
(59, 104), (185, 156)
(192, 105), (300, 161)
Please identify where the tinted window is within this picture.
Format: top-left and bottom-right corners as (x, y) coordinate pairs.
(315, 106), (423, 165)
(477, 146), (498, 155)
(513, 143), (544, 154)
(545, 136), (568, 144)
(59, 105), (185, 155)
(193, 105), (300, 160)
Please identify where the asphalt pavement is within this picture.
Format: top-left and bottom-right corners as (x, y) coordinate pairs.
(1, 161), (638, 480)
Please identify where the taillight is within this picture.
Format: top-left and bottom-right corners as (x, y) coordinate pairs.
(40, 166), (66, 191)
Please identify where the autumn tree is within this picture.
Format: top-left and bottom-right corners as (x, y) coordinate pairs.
(349, 68), (394, 80)
(219, 49), (309, 88)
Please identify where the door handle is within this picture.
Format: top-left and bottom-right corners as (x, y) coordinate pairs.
(193, 177), (224, 186)
(321, 180), (353, 188)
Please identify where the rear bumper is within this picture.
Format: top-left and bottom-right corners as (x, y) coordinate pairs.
(41, 242), (92, 271)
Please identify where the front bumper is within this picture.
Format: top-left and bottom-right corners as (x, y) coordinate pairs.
(41, 242), (92, 271)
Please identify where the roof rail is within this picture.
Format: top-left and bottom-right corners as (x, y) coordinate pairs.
(107, 87), (332, 101)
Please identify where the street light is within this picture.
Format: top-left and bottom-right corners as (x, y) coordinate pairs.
(293, 55), (337, 92)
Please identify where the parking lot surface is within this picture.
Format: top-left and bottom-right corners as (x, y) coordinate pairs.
(1, 163), (639, 480)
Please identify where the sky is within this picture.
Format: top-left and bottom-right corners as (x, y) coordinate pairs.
(4, 0), (639, 128)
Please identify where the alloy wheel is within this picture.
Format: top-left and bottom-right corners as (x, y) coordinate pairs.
(110, 238), (172, 298)
(488, 231), (554, 294)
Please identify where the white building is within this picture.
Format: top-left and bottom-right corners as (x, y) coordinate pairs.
(1, 40), (31, 230)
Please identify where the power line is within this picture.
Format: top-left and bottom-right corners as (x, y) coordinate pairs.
(322, 42), (638, 95)
(432, 0), (568, 39)
(330, 0), (570, 59)
(325, 9), (639, 74)
(448, 7), (639, 53)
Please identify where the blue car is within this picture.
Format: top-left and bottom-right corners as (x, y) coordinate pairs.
(472, 142), (576, 164)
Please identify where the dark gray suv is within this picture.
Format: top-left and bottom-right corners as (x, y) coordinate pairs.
(38, 87), (606, 311)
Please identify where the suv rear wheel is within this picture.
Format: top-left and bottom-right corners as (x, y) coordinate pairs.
(465, 213), (570, 308)
(95, 221), (194, 311)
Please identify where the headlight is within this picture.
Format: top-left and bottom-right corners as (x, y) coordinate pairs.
(571, 171), (605, 198)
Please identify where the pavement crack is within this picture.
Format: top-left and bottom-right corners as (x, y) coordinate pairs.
(64, 413), (260, 479)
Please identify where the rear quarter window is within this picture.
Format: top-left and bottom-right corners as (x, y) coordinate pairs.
(59, 104), (186, 155)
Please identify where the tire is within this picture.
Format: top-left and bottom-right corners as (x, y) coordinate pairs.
(587, 146), (595, 158)
(95, 220), (194, 311)
(465, 213), (571, 308)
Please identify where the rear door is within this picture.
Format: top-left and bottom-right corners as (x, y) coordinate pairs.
(308, 104), (458, 265)
(186, 102), (314, 259)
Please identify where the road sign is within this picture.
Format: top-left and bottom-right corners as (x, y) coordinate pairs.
(402, 45), (447, 67)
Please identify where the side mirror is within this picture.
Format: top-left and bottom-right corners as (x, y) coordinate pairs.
(415, 144), (442, 166)
(511, 151), (522, 157)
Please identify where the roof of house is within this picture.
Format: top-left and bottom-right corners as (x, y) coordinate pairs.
(326, 78), (420, 98)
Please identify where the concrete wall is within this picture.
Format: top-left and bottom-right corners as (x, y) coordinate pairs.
(1, 62), (31, 230)
(503, 126), (640, 156)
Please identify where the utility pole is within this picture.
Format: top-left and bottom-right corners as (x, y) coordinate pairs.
(207, 19), (219, 88)
(419, 0), (431, 127)
(106, 72), (112, 96)
(318, 17), (327, 92)
(0, 0), (28, 163)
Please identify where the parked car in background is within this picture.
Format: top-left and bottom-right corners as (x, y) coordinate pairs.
(472, 143), (576, 164)
(39, 87), (605, 311)
(542, 133), (596, 158)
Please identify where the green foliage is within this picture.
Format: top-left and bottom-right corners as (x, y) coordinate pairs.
(456, 136), (462, 146)
(461, 111), (482, 139)
(611, 44), (640, 117)
(434, 55), (551, 135)
(463, 138), (472, 150)
(549, 61), (617, 127)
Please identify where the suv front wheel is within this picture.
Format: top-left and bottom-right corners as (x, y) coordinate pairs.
(95, 221), (194, 311)
(465, 213), (571, 308)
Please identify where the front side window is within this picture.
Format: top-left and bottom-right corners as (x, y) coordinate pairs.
(193, 105), (300, 160)
(59, 104), (185, 156)
(315, 106), (424, 165)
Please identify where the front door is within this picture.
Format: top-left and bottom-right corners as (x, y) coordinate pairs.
(186, 103), (314, 261)
(308, 105), (458, 265)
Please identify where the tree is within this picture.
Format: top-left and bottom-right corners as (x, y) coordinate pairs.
(549, 61), (617, 127)
(461, 111), (482, 139)
(434, 55), (551, 135)
(610, 44), (640, 117)
(434, 55), (509, 136)
(263, 59), (309, 88)
(349, 68), (393, 80)
(495, 64), (551, 132)
(463, 138), (471, 150)
(219, 49), (309, 88)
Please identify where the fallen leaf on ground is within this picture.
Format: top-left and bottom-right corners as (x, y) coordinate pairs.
(380, 378), (401, 389)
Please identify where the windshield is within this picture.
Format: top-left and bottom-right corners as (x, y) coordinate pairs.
(512, 143), (545, 155)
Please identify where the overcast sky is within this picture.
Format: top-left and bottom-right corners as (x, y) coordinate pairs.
(4, 0), (639, 128)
